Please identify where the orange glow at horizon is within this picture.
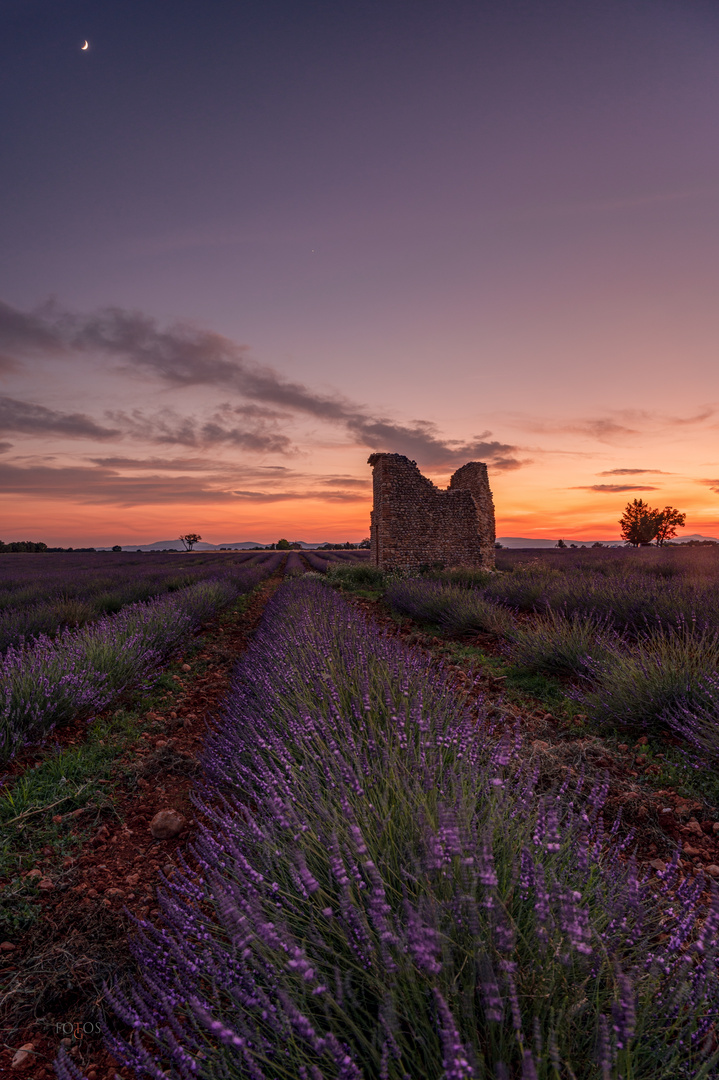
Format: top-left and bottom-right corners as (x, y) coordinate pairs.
(3, 466), (717, 547)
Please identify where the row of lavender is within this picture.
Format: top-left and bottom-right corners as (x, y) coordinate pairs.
(488, 546), (719, 637)
(386, 573), (719, 759)
(0, 551), (271, 653)
(0, 557), (282, 762)
(61, 578), (719, 1079)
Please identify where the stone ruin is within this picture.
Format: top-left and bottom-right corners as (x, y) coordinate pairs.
(367, 452), (495, 571)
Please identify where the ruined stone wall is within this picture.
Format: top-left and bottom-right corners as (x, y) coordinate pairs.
(368, 453), (495, 571)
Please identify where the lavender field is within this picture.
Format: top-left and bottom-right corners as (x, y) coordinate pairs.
(383, 546), (719, 764)
(0, 550), (270, 652)
(57, 577), (719, 1079)
(1, 547), (715, 1078)
(0, 553), (281, 761)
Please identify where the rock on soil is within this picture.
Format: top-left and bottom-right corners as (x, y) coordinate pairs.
(149, 808), (186, 840)
(10, 1043), (35, 1070)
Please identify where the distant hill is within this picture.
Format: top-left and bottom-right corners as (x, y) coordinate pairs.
(667, 534), (719, 544)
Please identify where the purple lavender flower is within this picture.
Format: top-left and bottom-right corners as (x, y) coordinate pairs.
(434, 990), (475, 1079)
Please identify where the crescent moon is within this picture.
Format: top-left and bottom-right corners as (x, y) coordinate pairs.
(81, 40), (89, 50)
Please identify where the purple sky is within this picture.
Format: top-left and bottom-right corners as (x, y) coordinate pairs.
(1, 0), (718, 544)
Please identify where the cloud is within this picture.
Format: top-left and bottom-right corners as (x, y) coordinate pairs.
(318, 475), (370, 488)
(0, 395), (120, 440)
(106, 405), (293, 454)
(89, 455), (229, 472)
(0, 460), (369, 507)
(513, 409), (715, 444)
(232, 489), (365, 503)
(517, 416), (639, 441)
(0, 300), (65, 356)
(698, 479), (719, 494)
(598, 468), (670, 476)
(0, 461), (240, 506)
(343, 416), (528, 470)
(0, 441), (12, 454)
(0, 299), (525, 470)
(572, 484), (659, 493)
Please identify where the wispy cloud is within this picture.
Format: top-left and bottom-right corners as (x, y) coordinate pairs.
(698, 478), (719, 494)
(0, 461), (239, 506)
(89, 455), (232, 472)
(0, 395), (120, 440)
(0, 299), (525, 470)
(233, 489), (364, 503)
(318, 475), (370, 488)
(0, 301), (64, 358)
(573, 483), (659, 493)
(0, 457), (372, 507)
(597, 468), (671, 476)
(512, 408), (715, 445)
(106, 405), (293, 454)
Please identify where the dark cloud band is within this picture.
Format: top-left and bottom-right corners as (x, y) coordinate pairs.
(0, 298), (524, 469)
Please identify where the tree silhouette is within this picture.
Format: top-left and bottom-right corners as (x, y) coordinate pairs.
(619, 500), (686, 547)
(179, 533), (202, 551)
(654, 507), (686, 546)
(619, 500), (659, 546)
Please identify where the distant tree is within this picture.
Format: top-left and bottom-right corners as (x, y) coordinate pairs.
(359, 538), (371, 549)
(289, 542), (302, 550)
(556, 539), (566, 549)
(592, 542), (605, 548)
(654, 506), (687, 546)
(619, 499), (660, 547)
(0, 540), (48, 553)
(179, 533), (202, 551)
(276, 538), (291, 550)
(112, 544), (122, 552)
(495, 542), (503, 549)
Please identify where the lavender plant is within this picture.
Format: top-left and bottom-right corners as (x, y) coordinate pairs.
(303, 551), (333, 572)
(326, 562), (386, 590)
(506, 609), (620, 677)
(579, 618), (719, 733)
(663, 672), (719, 765)
(386, 579), (513, 636)
(84, 579), (719, 1080)
(0, 569), (266, 761)
(490, 549), (719, 637)
(285, 551), (307, 576)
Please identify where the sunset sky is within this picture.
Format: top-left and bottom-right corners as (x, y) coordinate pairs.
(1, 0), (718, 545)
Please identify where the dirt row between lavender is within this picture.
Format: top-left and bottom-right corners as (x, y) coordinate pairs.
(0, 568), (286, 1079)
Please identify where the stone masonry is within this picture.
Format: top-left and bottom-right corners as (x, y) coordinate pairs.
(368, 453), (495, 571)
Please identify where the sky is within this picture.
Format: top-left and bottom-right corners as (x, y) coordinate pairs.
(1, 0), (718, 545)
